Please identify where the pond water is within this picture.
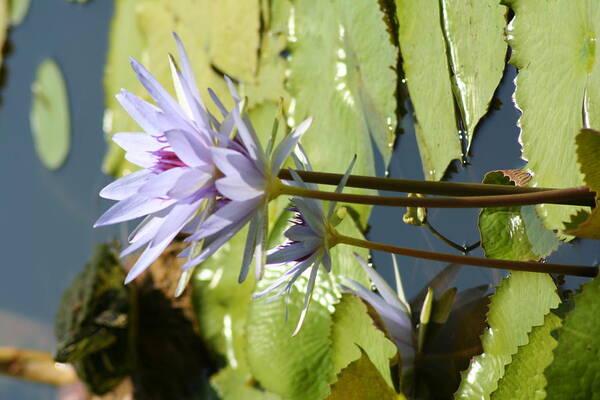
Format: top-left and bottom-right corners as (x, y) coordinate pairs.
(0, 1), (598, 399)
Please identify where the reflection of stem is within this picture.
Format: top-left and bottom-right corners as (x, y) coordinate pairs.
(425, 222), (479, 254)
(0, 347), (77, 386)
(335, 234), (598, 278)
(278, 181), (595, 208)
(279, 169), (596, 198)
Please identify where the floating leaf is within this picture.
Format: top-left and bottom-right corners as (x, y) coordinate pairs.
(330, 294), (397, 389)
(564, 128), (600, 238)
(30, 59), (71, 170)
(211, 367), (281, 400)
(326, 352), (399, 400)
(440, 0), (507, 150)
(288, 0), (398, 221)
(396, 0), (462, 181)
(209, 0), (260, 82)
(102, 0), (147, 177)
(544, 276), (600, 399)
(454, 272), (560, 399)
(55, 244), (131, 395)
(478, 170), (560, 261)
(9, 0), (30, 26)
(191, 227), (256, 373)
(506, 0), (599, 234)
(491, 312), (561, 400)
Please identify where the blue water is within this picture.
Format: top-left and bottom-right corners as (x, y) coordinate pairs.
(0, 1), (598, 399)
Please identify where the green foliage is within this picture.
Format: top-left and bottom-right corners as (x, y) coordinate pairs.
(288, 0), (398, 221)
(211, 367), (281, 400)
(478, 170), (560, 261)
(565, 129), (600, 238)
(326, 352), (399, 400)
(491, 312), (561, 400)
(54, 244), (131, 394)
(30, 59), (71, 170)
(454, 272), (560, 399)
(440, 0), (507, 152)
(330, 294), (397, 389)
(506, 0), (599, 235)
(0, 1), (6, 72)
(544, 276), (600, 400)
(396, 0), (461, 181)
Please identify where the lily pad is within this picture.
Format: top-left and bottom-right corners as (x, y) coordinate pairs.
(478, 170), (560, 261)
(330, 294), (397, 389)
(564, 128), (600, 238)
(211, 367), (281, 400)
(209, 0), (260, 83)
(326, 352), (399, 400)
(544, 276), (600, 399)
(506, 0), (600, 234)
(491, 312), (561, 400)
(287, 0), (398, 221)
(9, 0), (30, 25)
(440, 0), (507, 151)
(30, 59), (71, 170)
(454, 271), (560, 400)
(101, 0), (146, 177)
(396, 0), (462, 181)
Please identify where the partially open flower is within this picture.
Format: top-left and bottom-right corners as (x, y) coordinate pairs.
(254, 151), (355, 334)
(94, 34), (229, 283)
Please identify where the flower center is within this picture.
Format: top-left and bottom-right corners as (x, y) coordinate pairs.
(149, 147), (188, 173)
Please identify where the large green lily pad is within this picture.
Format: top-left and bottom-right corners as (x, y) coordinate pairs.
(440, 0), (507, 151)
(544, 276), (600, 399)
(478, 170), (560, 261)
(287, 0), (398, 220)
(396, 0), (462, 181)
(506, 0), (600, 234)
(454, 272), (560, 399)
(491, 312), (561, 400)
(30, 59), (71, 170)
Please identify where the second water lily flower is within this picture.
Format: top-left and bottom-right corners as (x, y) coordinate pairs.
(253, 152), (356, 334)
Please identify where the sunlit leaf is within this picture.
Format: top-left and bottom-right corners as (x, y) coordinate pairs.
(326, 352), (399, 400)
(191, 227), (256, 373)
(288, 0), (398, 222)
(454, 272), (560, 399)
(209, 0), (260, 83)
(478, 170), (560, 261)
(9, 0), (30, 25)
(564, 128), (600, 238)
(544, 276), (600, 399)
(330, 294), (397, 389)
(506, 0), (599, 235)
(211, 367), (281, 400)
(440, 0), (507, 150)
(396, 0), (462, 181)
(0, 1), (6, 71)
(491, 312), (561, 400)
(101, 0), (147, 177)
(30, 59), (71, 170)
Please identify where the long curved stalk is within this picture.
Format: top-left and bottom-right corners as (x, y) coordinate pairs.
(277, 181), (595, 208)
(279, 169), (597, 199)
(336, 234), (598, 278)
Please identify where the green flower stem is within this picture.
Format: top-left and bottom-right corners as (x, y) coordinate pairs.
(335, 234), (598, 278)
(277, 181), (594, 208)
(279, 169), (596, 199)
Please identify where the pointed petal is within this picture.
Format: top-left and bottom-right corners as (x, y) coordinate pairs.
(266, 243), (315, 265)
(99, 169), (152, 200)
(137, 167), (188, 197)
(165, 129), (210, 167)
(271, 117), (312, 174)
(232, 106), (266, 169)
(116, 90), (173, 136)
(239, 214), (259, 283)
(94, 195), (176, 227)
(173, 32), (203, 106)
(327, 155), (356, 218)
(253, 207), (268, 281)
(212, 147), (265, 187)
(124, 231), (178, 284)
(186, 198), (259, 241)
(151, 198), (203, 244)
(167, 168), (214, 199)
(292, 262), (320, 336)
(354, 254), (409, 313)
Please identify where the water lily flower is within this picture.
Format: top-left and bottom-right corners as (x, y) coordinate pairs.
(180, 110), (313, 283)
(94, 34), (237, 283)
(253, 152), (355, 334)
